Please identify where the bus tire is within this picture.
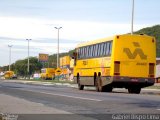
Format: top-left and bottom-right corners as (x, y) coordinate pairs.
(128, 88), (141, 94)
(95, 79), (99, 92)
(77, 76), (84, 90)
(96, 76), (104, 92)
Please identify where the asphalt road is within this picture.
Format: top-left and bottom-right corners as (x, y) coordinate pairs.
(0, 81), (160, 120)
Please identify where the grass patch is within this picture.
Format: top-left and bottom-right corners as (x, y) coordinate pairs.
(145, 85), (160, 89)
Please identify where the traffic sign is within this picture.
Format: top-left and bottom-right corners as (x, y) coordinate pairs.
(55, 68), (62, 75)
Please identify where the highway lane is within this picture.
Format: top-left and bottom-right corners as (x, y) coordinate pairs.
(0, 81), (160, 115)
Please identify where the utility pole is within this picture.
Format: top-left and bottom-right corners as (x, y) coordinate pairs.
(26, 39), (32, 79)
(54, 27), (62, 68)
(8, 45), (13, 71)
(131, 0), (135, 35)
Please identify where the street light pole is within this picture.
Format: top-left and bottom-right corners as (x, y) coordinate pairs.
(8, 45), (13, 71)
(54, 27), (62, 68)
(26, 39), (32, 79)
(131, 0), (135, 35)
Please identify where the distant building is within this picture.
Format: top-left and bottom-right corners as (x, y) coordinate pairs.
(0, 72), (4, 76)
(60, 56), (74, 80)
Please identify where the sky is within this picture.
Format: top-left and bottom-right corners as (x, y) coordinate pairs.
(0, 0), (160, 66)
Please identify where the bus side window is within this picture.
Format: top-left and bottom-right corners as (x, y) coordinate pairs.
(84, 47), (86, 58)
(97, 44), (100, 57)
(88, 46), (90, 58)
(96, 44), (99, 57)
(90, 45), (93, 57)
(103, 42), (107, 56)
(100, 43), (104, 56)
(82, 47), (84, 58)
(95, 44), (98, 57)
(108, 42), (110, 55)
(80, 48), (82, 59)
(94, 45), (96, 57)
(89, 45), (92, 58)
(109, 42), (112, 55)
(79, 49), (81, 59)
(92, 45), (95, 57)
(86, 47), (88, 58)
(86, 46), (89, 58)
(107, 42), (110, 55)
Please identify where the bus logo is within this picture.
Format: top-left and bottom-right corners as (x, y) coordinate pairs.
(123, 42), (147, 60)
(83, 60), (88, 65)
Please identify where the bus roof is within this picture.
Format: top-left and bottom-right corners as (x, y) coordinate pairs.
(76, 34), (154, 48)
(76, 36), (115, 48)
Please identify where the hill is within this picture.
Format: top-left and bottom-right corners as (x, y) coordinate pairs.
(47, 49), (75, 68)
(134, 25), (160, 57)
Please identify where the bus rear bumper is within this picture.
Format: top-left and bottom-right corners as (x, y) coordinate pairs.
(109, 76), (155, 88)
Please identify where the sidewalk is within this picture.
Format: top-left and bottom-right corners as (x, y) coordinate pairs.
(154, 83), (160, 86)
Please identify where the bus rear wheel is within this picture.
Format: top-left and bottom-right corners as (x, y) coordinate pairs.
(128, 87), (141, 94)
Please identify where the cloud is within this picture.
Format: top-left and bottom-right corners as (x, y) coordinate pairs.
(0, 16), (154, 66)
(0, 16), (152, 40)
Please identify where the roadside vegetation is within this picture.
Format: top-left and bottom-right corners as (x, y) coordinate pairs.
(7, 78), (74, 84)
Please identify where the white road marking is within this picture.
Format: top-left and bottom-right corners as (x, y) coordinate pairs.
(22, 89), (102, 102)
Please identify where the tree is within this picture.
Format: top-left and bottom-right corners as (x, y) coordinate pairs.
(14, 57), (42, 77)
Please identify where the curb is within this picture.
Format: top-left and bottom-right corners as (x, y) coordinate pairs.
(2, 80), (77, 88)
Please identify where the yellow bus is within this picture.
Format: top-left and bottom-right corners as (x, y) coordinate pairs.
(73, 34), (156, 94)
(4, 71), (17, 79)
(40, 68), (55, 80)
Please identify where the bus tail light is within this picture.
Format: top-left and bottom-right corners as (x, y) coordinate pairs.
(116, 35), (119, 39)
(114, 61), (120, 75)
(149, 63), (155, 78)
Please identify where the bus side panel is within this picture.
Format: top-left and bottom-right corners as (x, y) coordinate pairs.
(73, 57), (112, 86)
